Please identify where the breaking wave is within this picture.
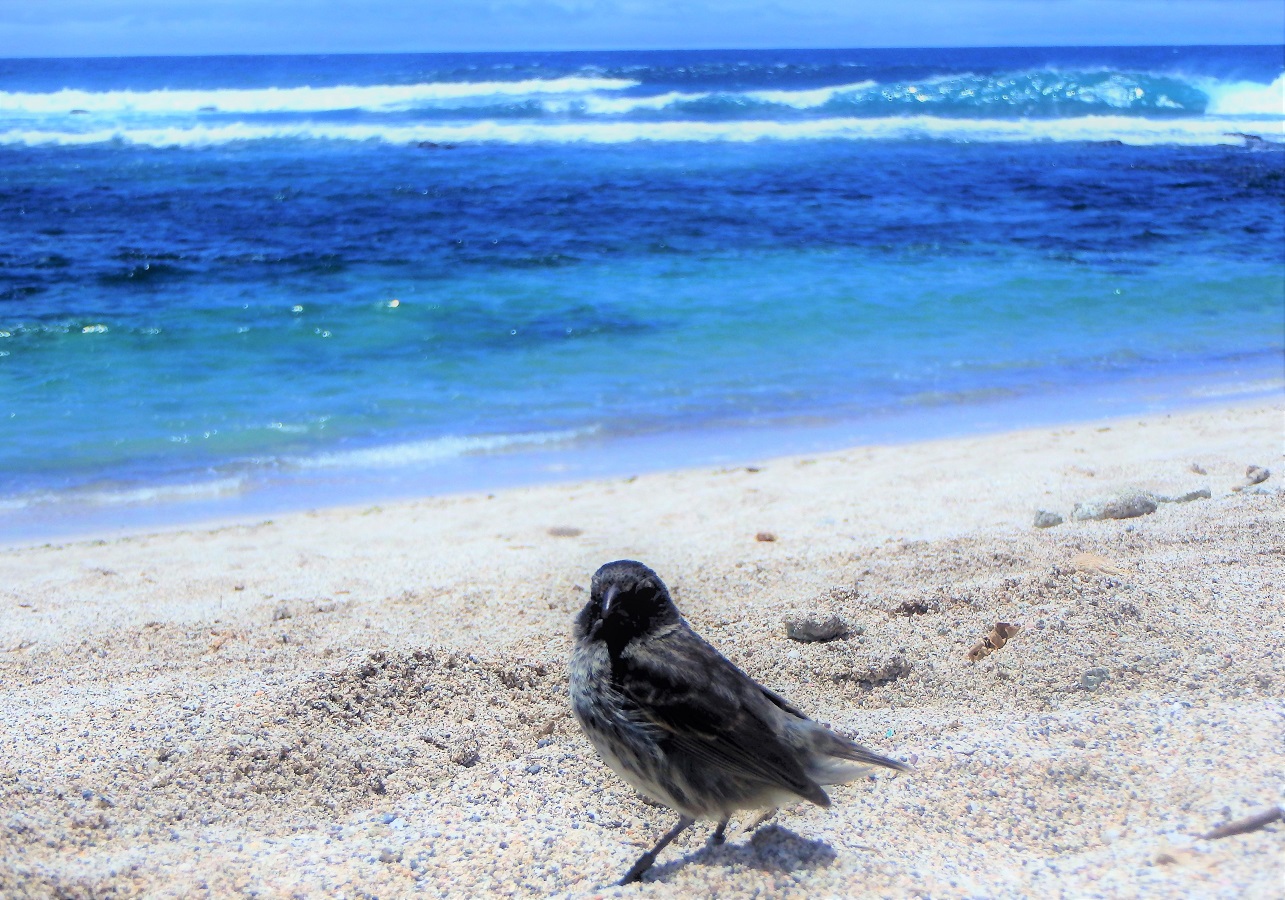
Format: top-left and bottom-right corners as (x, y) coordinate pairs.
(1, 70), (1279, 124)
(1, 66), (1278, 149)
(0, 76), (640, 115)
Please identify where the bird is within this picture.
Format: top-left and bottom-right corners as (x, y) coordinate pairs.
(569, 559), (910, 885)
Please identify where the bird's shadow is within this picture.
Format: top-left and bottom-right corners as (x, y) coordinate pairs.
(643, 824), (838, 883)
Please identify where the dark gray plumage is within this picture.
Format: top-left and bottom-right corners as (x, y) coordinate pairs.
(569, 559), (909, 884)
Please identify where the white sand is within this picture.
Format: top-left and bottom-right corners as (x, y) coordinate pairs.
(1, 400), (1282, 897)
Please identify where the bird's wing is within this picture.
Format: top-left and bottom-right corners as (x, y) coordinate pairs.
(756, 681), (810, 720)
(762, 675), (911, 775)
(615, 624), (829, 807)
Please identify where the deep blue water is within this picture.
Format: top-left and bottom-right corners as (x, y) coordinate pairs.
(1, 46), (1282, 537)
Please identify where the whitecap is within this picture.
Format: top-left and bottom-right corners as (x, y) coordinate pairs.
(1201, 73), (1285, 117)
(0, 76), (640, 116)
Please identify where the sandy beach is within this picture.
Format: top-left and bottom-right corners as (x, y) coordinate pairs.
(1, 399), (1282, 898)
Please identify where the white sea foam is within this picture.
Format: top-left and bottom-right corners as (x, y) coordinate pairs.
(2, 72), (1277, 124)
(82, 477), (247, 505)
(743, 80), (879, 107)
(1, 476), (246, 510)
(1201, 73), (1285, 116)
(576, 90), (710, 115)
(1188, 377), (1285, 399)
(293, 426), (594, 469)
(0, 76), (639, 116)
(4, 114), (1281, 148)
(576, 81), (879, 115)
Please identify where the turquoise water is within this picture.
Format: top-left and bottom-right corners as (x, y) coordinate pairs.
(1, 47), (1282, 539)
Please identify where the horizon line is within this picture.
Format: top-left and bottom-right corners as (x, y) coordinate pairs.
(3, 42), (1283, 63)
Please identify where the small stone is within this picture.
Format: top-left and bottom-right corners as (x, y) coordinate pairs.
(379, 848), (400, 863)
(784, 614), (849, 643)
(1081, 667), (1110, 691)
(1072, 488), (1158, 521)
(1233, 462), (1274, 491)
(1231, 466), (1272, 492)
(1188, 462), (1207, 475)
(834, 653), (912, 688)
(755, 531), (777, 542)
(547, 526), (583, 537)
(450, 745), (481, 767)
(1033, 510), (1064, 528)
(1160, 487), (1211, 503)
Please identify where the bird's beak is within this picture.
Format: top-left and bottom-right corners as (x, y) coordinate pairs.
(601, 584), (620, 617)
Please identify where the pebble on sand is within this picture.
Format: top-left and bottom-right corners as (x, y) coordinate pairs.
(1071, 488), (1158, 521)
(784, 614), (850, 643)
(1081, 667), (1111, 691)
(1033, 510), (1064, 528)
(1231, 465), (1270, 492)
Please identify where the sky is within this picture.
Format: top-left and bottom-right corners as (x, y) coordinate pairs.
(0, 0), (1282, 58)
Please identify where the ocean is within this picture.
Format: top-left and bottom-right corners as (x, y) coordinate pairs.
(1, 46), (1282, 540)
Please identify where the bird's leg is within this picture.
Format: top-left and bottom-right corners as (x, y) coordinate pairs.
(742, 808), (778, 833)
(708, 816), (730, 845)
(617, 815), (695, 885)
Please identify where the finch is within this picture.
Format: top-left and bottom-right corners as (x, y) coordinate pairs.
(570, 559), (909, 884)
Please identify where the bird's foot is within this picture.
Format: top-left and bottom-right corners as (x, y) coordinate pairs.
(615, 815), (695, 885)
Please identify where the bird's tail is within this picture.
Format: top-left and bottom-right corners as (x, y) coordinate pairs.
(798, 723), (912, 785)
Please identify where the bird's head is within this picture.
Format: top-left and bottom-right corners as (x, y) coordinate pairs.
(575, 559), (679, 650)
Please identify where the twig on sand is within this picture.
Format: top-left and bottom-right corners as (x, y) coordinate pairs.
(1200, 806), (1283, 841)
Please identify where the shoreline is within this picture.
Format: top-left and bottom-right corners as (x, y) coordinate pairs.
(3, 357), (1280, 550)
(1, 397), (1282, 896)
